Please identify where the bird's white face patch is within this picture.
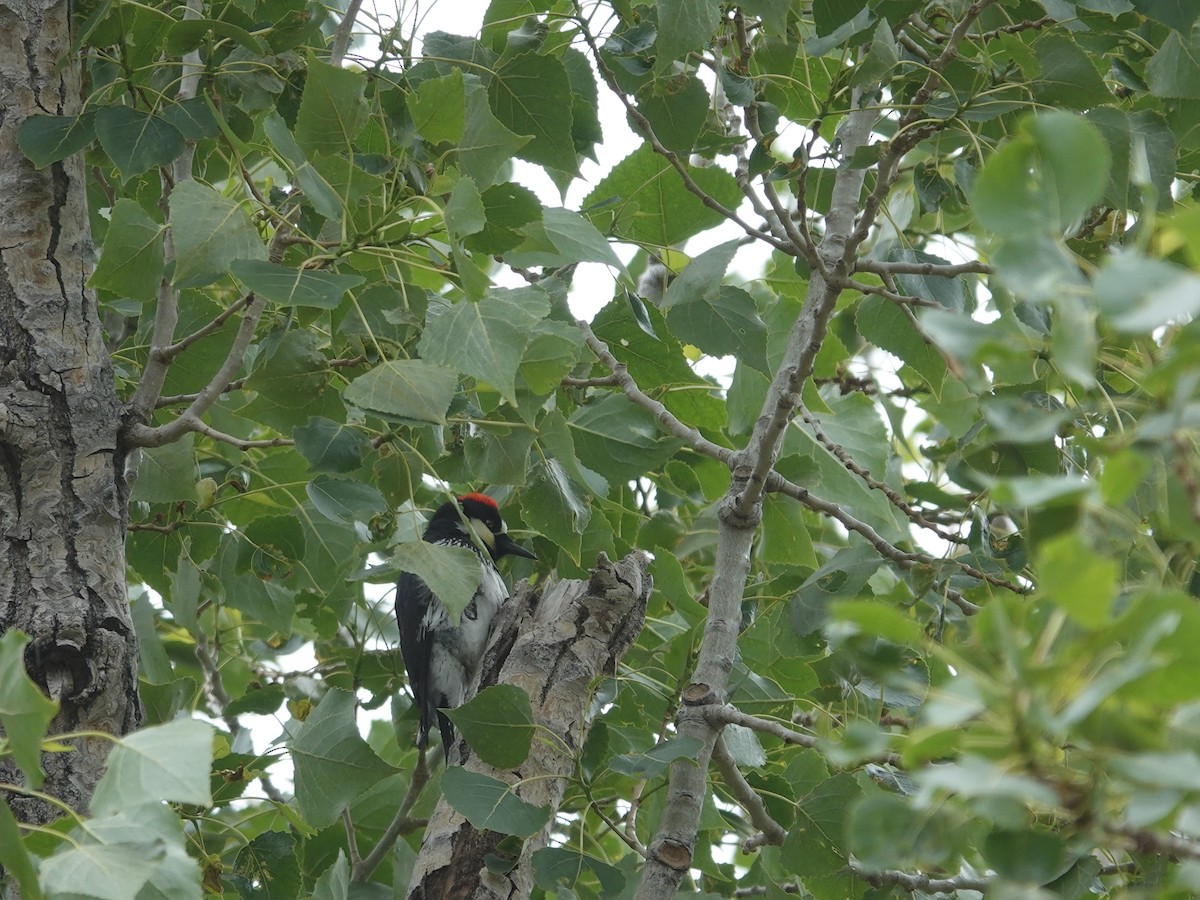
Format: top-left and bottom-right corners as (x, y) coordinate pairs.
(469, 517), (497, 550)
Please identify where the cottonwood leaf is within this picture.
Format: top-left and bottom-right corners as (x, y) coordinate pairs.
(343, 360), (458, 424)
(91, 718), (213, 815)
(169, 180), (265, 288)
(0, 631), (57, 790)
(441, 768), (551, 837)
(418, 286), (550, 404)
(231, 260), (363, 309)
(445, 685), (535, 768)
(392, 540), (483, 625)
(291, 689), (397, 828)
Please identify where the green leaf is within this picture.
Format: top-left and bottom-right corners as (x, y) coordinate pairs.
(466, 181), (543, 255)
(94, 106), (185, 179)
(232, 831), (302, 900)
(307, 474), (388, 524)
(445, 176), (487, 241)
(590, 296), (727, 430)
(582, 143), (743, 246)
(440, 767), (552, 837)
(464, 418), (538, 485)
(982, 829), (1067, 885)
(40, 842), (161, 900)
(1032, 34), (1112, 108)
(418, 286), (551, 404)
(488, 51), (578, 175)
(972, 112), (1109, 237)
(518, 319), (584, 396)
(1036, 532), (1118, 628)
(564, 46), (603, 161)
(130, 433), (198, 503)
(169, 180), (266, 288)
(636, 74), (709, 154)
(610, 737), (704, 777)
(1094, 251), (1200, 334)
(853, 18), (899, 87)
(391, 540), (484, 625)
(0, 631), (58, 790)
(412, 69), (466, 143)
(343, 359), (458, 424)
(522, 458), (589, 563)
(760, 493), (817, 568)
(312, 851), (351, 900)
(848, 793), (956, 870)
(245, 330), (328, 408)
(813, 0), (867, 35)
(506, 207), (627, 273)
(444, 684), (535, 768)
(159, 96), (220, 140)
(18, 111), (96, 167)
(0, 795), (43, 900)
(295, 52), (368, 154)
(667, 284), (768, 371)
(568, 393), (685, 483)
(91, 718), (214, 815)
(1147, 29), (1200, 98)
(291, 689), (397, 828)
(166, 17), (266, 54)
(294, 417), (370, 473)
(655, 0), (721, 67)
(230, 260), (363, 308)
(532, 847), (626, 895)
(1133, 0), (1200, 32)
(461, 78), (530, 187)
(89, 199), (165, 302)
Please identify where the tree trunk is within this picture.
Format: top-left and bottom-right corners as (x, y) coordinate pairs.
(406, 551), (651, 899)
(0, 0), (140, 826)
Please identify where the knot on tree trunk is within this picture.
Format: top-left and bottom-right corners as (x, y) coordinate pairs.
(406, 551), (651, 900)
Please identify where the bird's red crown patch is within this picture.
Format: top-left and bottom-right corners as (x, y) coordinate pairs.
(458, 492), (498, 510)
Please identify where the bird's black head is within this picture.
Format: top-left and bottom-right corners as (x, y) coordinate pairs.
(425, 493), (536, 562)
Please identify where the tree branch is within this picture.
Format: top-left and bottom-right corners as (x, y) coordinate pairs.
(574, 319), (735, 467)
(330, 0), (364, 67)
(855, 257), (992, 278)
(635, 82), (884, 900)
(126, 293), (267, 448)
(797, 403), (967, 544)
(352, 750), (430, 881)
(846, 861), (993, 893)
(711, 734), (786, 850)
(705, 705), (816, 748)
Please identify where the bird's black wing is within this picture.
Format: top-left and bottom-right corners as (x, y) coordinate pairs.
(396, 571), (437, 748)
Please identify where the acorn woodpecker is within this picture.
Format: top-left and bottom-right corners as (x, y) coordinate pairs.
(396, 493), (535, 762)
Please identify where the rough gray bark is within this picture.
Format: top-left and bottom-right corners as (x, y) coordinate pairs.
(0, 0), (140, 826)
(406, 551), (651, 899)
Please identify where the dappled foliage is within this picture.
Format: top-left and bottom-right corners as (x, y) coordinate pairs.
(5, 0), (1200, 897)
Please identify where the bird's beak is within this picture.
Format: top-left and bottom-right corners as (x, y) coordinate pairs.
(494, 532), (536, 560)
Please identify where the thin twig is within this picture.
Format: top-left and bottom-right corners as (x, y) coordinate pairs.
(705, 705), (816, 748)
(797, 403), (966, 544)
(156, 378), (247, 408)
(764, 472), (986, 614)
(846, 861), (993, 893)
(848, 278), (939, 308)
